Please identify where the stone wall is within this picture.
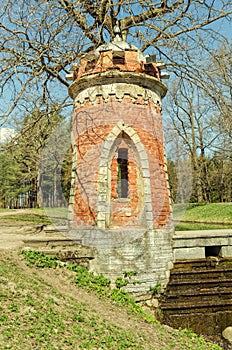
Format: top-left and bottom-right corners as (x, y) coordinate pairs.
(173, 229), (232, 260)
(68, 226), (174, 295)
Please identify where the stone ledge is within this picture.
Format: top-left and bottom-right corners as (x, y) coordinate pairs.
(69, 71), (167, 100)
(173, 229), (232, 260)
(174, 229), (232, 239)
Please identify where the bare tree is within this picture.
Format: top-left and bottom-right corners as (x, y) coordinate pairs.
(0, 105), (65, 208)
(207, 41), (232, 143)
(0, 0), (231, 124)
(164, 78), (227, 202)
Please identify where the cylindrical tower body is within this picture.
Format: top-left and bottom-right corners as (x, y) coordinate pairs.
(68, 37), (174, 295)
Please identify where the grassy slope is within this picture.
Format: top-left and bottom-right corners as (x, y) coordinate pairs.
(174, 203), (232, 231)
(0, 251), (222, 350)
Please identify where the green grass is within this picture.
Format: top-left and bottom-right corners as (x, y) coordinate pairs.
(0, 213), (52, 225)
(44, 207), (68, 218)
(0, 207), (67, 225)
(175, 222), (232, 231)
(0, 208), (12, 213)
(0, 251), (222, 350)
(43, 207), (68, 225)
(0, 256), (144, 349)
(0, 208), (52, 225)
(22, 250), (156, 324)
(174, 203), (232, 231)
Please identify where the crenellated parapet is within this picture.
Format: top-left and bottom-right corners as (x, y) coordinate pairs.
(71, 82), (163, 113)
(68, 36), (168, 83)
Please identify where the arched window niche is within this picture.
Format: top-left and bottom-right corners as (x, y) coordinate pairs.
(97, 123), (153, 230)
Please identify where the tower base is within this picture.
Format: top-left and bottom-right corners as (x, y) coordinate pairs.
(68, 227), (174, 295)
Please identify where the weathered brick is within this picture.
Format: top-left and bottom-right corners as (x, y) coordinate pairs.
(67, 38), (174, 293)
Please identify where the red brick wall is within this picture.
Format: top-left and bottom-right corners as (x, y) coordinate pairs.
(71, 97), (171, 229)
(74, 50), (161, 80)
(110, 138), (143, 227)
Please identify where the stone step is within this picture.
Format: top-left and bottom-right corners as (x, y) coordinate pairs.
(23, 237), (82, 249)
(162, 311), (232, 336)
(167, 277), (232, 291)
(173, 258), (232, 270)
(160, 299), (232, 313)
(165, 286), (232, 302)
(22, 237), (95, 267)
(22, 246), (94, 257)
(43, 225), (68, 233)
(160, 258), (232, 337)
(162, 289), (232, 306)
(170, 268), (232, 282)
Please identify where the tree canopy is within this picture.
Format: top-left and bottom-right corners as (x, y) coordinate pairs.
(0, 0), (231, 207)
(0, 0), (231, 124)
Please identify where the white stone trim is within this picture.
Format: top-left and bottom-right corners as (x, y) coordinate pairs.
(68, 131), (78, 223)
(69, 71), (167, 100)
(73, 82), (163, 107)
(97, 122), (153, 229)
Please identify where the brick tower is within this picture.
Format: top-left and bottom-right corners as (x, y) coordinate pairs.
(68, 30), (174, 295)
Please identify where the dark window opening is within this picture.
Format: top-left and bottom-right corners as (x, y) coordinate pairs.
(144, 63), (156, 77)
(85, 59), (97, 71)
(113, 52), (125, 65)
(205, 246), (221, 257)
(117, 148), (128, 198)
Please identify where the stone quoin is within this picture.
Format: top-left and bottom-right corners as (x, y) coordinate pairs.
(67, 31), (174, 295)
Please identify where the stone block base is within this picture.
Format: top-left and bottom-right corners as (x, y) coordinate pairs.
(68, 227), (174, 294)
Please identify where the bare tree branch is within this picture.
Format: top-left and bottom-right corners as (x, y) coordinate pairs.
(0, 0), (231, 126)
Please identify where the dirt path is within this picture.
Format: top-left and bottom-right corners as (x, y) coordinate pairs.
(0, 210), (36, 249)
(0, 209), (58, 250)
(0, 225), (41, 250)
